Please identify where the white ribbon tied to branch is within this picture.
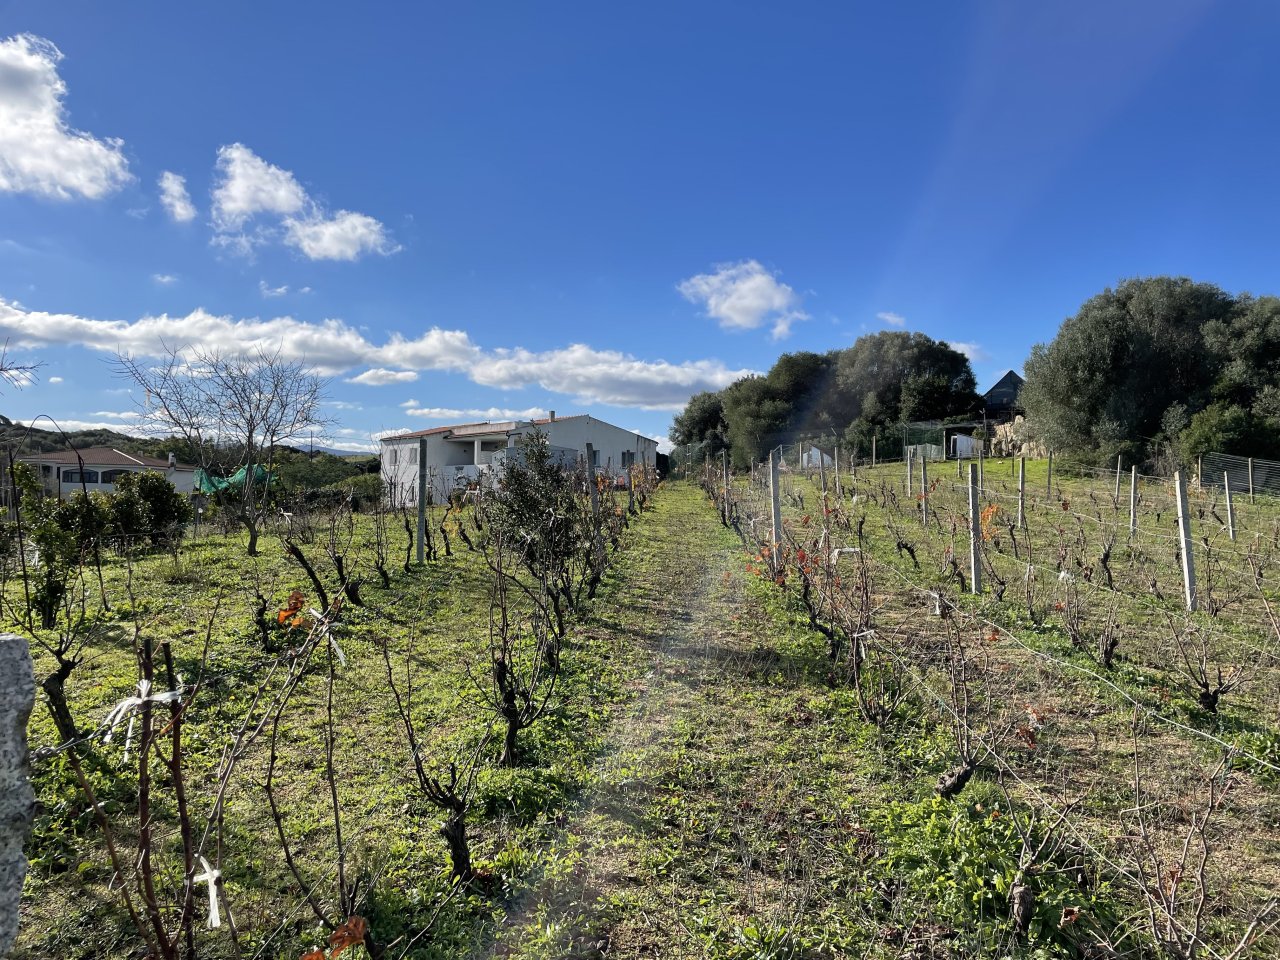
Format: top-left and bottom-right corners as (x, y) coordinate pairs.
(309, 609), (346, 666)
(102, 678), (186, 761)
(193, 856), (222, 928)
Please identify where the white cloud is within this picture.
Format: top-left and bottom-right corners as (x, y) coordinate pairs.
(877, 311), (906, 327)
(471, 343), (747, 410)
(47, 375), (62, 383)
(0, 34), (131, 200)
(946, 340), (991, 363)
(158, 171), (196, 222)
(211, 143), (306, 233)
(259, 280), (289, 298)
(0, 296), (754, 410)
(284, 210), (399, 261)
(152, 273), (178, 285)
(399, 398), (419, 409)
(347, 367), (419, 386)
(404, 406), (548, 421)
(678, 260), (808, 340)
(210, 143), (395, 261)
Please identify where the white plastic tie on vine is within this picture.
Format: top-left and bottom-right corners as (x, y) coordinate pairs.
(309, 609), (346, 666)
(830, 547), (861, 564)
(102, 679), (186, 761)
(194, 856), (221, 928)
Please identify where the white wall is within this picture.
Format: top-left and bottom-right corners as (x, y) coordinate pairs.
(380, 416), (660, 506)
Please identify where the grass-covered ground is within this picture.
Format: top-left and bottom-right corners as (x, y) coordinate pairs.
(15, 473), (1280, 958)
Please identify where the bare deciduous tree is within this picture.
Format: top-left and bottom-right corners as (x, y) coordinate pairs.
(115, 345), (328, 555)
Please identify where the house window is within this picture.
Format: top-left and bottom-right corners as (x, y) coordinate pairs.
(101, 469), (133, 483)
(391, 448), (399, 466)
(63, 469), (100, 484)
(622, 451), (635, 468)
(411, 445), (419, 463)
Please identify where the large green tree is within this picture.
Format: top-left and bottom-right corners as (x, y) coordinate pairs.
(1020, 277), (1249, 466)
(670, 336), (977, 468)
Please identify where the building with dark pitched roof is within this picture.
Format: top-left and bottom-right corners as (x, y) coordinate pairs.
(982, 370), (1024, 419)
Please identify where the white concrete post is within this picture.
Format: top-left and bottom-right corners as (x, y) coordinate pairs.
(1114, 455), (1122, 500)
(1, 634), (35, 958)
(871, 434), (876, 468)
(1248, 457), (1255, 503)
(906, 448), (913, 496)
(1174, 470), (1197, 612)
(920, 454), (928, 525)
(721, 450), (730, 525)
(1017, 457), (1026, 529)
(818, 444), (828, 495)
(833, 444), (843, 499)
(968, 462), (982, 595)
(1129, 465), (1138, 539)
(769, 450), (782, 561)
(1047, 451), (1054, 498)
(1224, 472), (1236, 542)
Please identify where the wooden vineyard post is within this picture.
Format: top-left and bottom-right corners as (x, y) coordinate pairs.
(978, 446), (984, 496)
(1174, 470), (1197, 612)
(769, 450), (782, 568)
(1129, 465), (1138, 539)
(585, 444), (606, 568)
(1047, 451), (1054, 499)
(968, 462), (982, 595)
(1016, 457), (1026, 529)
(920, 454), (929, 525)
(1249, 457), (1255, 503)
(1224, 472), (1236, 542)
(415, 436), (427, 563)
(627, 462), (635, 514)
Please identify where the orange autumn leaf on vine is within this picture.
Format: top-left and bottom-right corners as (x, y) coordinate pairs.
(277, 590), (306, 628)
(329, 916), (368, 958)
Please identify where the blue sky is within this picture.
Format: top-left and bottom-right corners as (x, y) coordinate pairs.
(1, 1), (1278, 451)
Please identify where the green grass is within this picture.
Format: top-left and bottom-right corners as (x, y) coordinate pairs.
(15, 474), (1280, 959)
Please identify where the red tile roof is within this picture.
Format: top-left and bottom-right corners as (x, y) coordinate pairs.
(17, 447), (194, 470)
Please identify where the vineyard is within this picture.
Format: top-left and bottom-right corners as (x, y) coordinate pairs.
(11, 446), (1280, 959)
(704, 450), (1280, 957)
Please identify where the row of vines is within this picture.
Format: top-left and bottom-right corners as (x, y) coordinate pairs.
(702, 451), (1280, 959)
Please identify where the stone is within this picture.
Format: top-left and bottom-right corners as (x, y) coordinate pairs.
(0, 634), (35, 959)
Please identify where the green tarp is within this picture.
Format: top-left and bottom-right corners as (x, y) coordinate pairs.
(195, 464), (270, 496)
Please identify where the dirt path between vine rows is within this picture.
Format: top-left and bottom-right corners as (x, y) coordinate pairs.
(478, 483), (839, 959)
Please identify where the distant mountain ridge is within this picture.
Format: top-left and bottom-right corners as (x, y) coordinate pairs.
(0, 416), (373, 462)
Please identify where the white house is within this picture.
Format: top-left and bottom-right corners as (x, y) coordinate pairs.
(380, 413), (659, 505)
(16, 447), (197, 499)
